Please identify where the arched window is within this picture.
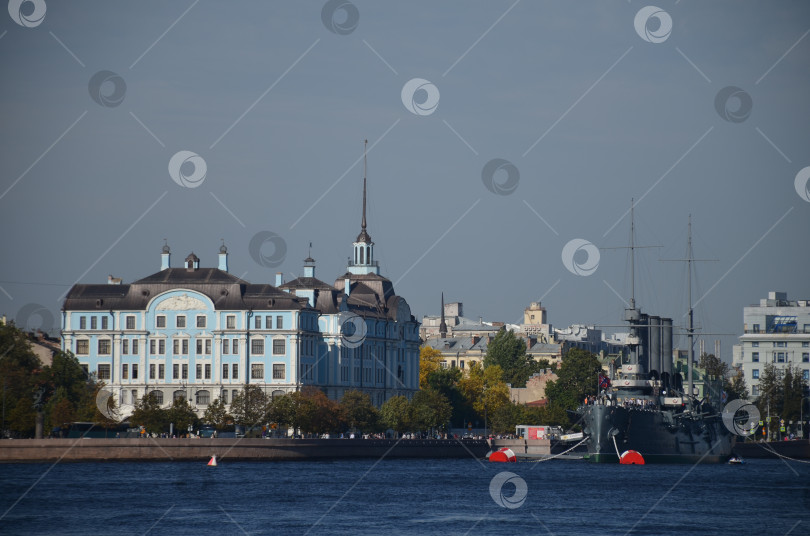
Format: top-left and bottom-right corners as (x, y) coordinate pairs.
(196, 390), (210, 405)
(360, 247), (364, 264)
(272, 390), (285, 399)
(149, 390), (164, 405)
(173, 390), (186, 402)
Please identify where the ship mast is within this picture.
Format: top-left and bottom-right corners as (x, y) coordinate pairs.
(686, 215), (694, 411)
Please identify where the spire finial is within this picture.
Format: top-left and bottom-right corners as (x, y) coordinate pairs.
(362, 139), (367, 232)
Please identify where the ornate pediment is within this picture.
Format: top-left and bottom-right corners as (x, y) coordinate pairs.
(155, 293), (208, 311)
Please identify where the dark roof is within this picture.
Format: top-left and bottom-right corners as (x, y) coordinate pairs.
(334, 272), (395, 302)
(279, 276), (335, 291)
(133, 268), (246, 285)
(63, 269), (310, 312)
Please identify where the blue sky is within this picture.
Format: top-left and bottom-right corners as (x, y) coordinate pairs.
(1, 1), (809, 361)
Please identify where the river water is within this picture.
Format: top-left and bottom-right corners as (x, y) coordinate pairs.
(1, 456), (809, 535)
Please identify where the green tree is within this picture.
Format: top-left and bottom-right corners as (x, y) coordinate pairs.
(545, 348), (602, 410)
(202, 398), (232, 430)
(457, 362), (510, 432)
(483, 329), (547, 387)
(380, 395), (410, 436)
(341, 390), (381, 433)
(167, 396), (198, 435)
(293, 387), (344, 435)
(0, 323), (44, 437)
(426, 366), (470, 428)
(130, 392), (169, 434)
(230, 385), (269, 427)
(409, 388), (452, 432)
(267, 393), (296, 435)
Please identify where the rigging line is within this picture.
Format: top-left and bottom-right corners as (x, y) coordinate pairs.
(612, 434), (621, 459)
(531, 437), (589, 464)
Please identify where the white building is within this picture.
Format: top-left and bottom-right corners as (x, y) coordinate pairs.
(733, 291), (810, 399)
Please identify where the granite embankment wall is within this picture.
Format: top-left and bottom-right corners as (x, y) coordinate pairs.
(733, 439), (810, 459)
(0, 438), (490, 463)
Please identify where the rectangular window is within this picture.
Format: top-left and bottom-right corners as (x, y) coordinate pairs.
(132, 364), (138, 380)
(122, 339), (129, 355)
(176, 315), (186, 328)
(752, 352), (759, 362)
(222, 390), (228, 404)
(182, 340), (188, 355)
(173, 340), (179, 355)
(196, 340), (203, 355)
(222, 339), (229, 354)
(266, 316), (272, 329)
(196, 315), (206, 328)
(158, 364), (165, 380)
(777, 352), (786, 363)
(131, 390), (137, 405)
(205, 363), (211, 380)
(97, 364), (110, 380)
(150, 364), (155, 380)
(232, 339), (239, 354)
(76, 340), (89, 355)
(122, 364), (129, 380)
(251, 363), (264, 380)
(222, 363), (229, 379)
(156, 315), (166, 328)
(803, 353), (809, 363)
(196, 364), (202, 380)
(774, 341), (787, 348)
(273, 363), (285, 379)
(79, 316), (86, 330)
(182, 364), (188, 379)
(273, 339), (285, 355)
(255, 316), (262, 329)
(98, 339), (111, 355)
(752, 385), (759, 396)
(126, 316), (135, 330)
(226, 315), (236, 329)
(150, 340), (156, 355)
(132, 339), (139, 355)
(276, 316), (283, 330)
(252, 339), (264, 355)
(101, 317), (108, 330)
(173, 364), (179, 379)
(80, 364), (89, 377)
(752, 369), (759, 379)
(159, 340), (165, 355)
(232, 363), (238, 380)
(804, 370), (810, 381)
(205, 340), (211, 355)
(752, 324), (760, 333)
(91, 317), (97, 330)
(752, 341), (759, 348)
(803, 342), (809, 348)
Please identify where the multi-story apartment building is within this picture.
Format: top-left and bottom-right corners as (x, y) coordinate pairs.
(733, 291), (810, 399)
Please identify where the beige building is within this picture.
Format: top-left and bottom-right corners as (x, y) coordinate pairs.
(510, 369), (558, 405)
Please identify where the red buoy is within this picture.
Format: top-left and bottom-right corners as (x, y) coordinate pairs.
(489, 447), (517, 462)
(620, 450), (645, 465)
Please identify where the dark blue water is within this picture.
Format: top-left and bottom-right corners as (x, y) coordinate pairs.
(2, 457), (809, 535)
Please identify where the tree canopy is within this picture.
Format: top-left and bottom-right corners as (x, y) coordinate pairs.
(544, 348), (602, 410)
(483, 329), (548, 387)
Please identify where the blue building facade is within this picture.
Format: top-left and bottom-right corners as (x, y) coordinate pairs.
(61, 177), (420, 417)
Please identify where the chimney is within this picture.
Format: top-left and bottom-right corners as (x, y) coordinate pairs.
(275, 272), (283, 286)
(472, 335), (480, 345)
(107, 275), (122, 285)
(218, 242), (228, 272)
(160, 241), (171, 271)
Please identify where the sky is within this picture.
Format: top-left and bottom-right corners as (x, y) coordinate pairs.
(1, 0), (809, 363)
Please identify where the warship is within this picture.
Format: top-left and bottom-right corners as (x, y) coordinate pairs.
(577, 209), (735, 463)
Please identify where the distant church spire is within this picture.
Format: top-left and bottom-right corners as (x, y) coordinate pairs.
(439, 292), (448, 338)
(347, 140), (379, 276)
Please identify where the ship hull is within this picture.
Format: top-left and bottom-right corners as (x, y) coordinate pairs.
(581, 403), (734, 464)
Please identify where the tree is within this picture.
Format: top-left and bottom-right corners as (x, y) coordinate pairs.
(202, 398), (232, 430)
(267, 393), (296, 434)
(167, 396), (198, 435)
(426, 366), (469, 428)
(130, 392), (169, 434)
(409, 388), (452, 432)
(230, 385), (269, 427)
(0, 323), (44, 437)
(483, 329), (546, 387)
(293, 387), (344, 435)
(544, 348), (602, 410)
(457, 362), (510, 432)
(726, 368), (749, 402)
(380, 395), (410, 436)
(419, 346), (444, 389)
(341, 390), (381, 433)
